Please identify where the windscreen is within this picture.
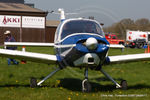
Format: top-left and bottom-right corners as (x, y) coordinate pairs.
(61, 20), (104, 39)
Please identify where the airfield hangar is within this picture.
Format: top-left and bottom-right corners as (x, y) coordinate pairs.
(0, 2), (59, 45)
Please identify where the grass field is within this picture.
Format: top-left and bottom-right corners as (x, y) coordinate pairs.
(0, 47), (150, 100)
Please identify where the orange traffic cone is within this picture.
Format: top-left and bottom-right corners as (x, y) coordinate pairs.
(148, 45), (149, 53)
(145, 49), (147, 53)
(21, 46), (27, 64)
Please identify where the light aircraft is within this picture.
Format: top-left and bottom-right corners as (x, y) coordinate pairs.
(1, 8), (150, 92)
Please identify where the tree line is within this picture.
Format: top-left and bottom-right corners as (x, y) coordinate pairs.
(103, 18), (150, 39)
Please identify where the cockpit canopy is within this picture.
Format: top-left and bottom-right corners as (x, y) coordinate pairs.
(61, 19), (104, 39)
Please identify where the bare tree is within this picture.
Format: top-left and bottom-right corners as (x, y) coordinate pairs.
(104, 18), (150, 39)
(135, 18), (150, 26)
(120, 18), (134, 26)
(135, 18), (150, 31)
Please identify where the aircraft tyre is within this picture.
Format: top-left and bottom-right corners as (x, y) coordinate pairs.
(120, 80), (127, 90)
(82, 79), (91, 92)
(30, 77), (37, 88)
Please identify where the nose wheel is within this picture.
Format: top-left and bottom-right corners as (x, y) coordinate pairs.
(82, 67), (92, 92)
(82, 78), (91, 92)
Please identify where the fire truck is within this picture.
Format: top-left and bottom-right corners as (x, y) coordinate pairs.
(105, 33), (125, 45)
(126, 30), (150, 48)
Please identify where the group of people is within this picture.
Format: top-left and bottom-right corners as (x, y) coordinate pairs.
(4, 30), (19, 66)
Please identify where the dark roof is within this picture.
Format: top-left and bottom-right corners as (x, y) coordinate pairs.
(0, 0), (24, 3)
(0, 2), (45, 13)
(46, 20), (60, 27)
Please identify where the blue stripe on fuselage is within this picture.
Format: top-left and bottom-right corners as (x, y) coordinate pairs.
(61, 34), (108, 44)
(60, 34), (109, 53)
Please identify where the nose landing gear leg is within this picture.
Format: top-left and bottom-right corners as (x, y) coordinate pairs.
(82, 67), (91, 92)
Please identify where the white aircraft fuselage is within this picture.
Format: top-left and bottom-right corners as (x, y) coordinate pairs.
(54, 18), (110, 69)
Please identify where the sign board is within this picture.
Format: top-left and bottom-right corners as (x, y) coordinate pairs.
(0, 15), (45, 28)
(0, 15), (21, 27)
(22, 16), (45, 28)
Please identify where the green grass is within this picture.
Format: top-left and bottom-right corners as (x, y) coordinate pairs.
(0, 47), (150, 100)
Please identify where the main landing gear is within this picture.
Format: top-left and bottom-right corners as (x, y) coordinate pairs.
(120, 80), (128, 90)
(30, 66), (127, 92)
(30, 67), (61, 88)
(100, 68), (127, 90)
(81, 67), (128, 92)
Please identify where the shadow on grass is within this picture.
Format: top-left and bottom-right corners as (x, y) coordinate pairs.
(59, 78), (116, 92)
(128, 84), (150, 90)
(0, 84), (30, 88)
(92, 77), (123, 82)
(59, 78), (150, 92)
(0, 78), (150, 92)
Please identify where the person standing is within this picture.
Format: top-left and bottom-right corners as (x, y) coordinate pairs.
(4, 30), (19, 65)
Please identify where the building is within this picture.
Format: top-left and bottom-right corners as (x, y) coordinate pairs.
(46, 20), (60, 43)
(0, 0), (35, 11)
(0, 2), (48, 45)
(0, 0), (24, 3)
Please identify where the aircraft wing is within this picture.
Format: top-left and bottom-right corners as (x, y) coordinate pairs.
(4, 42), (54, 47)
(109, 53), (150, 63)
(109, 44), (125, 49)
(4, 42), (125, 49)
(0, 49), (57, 64)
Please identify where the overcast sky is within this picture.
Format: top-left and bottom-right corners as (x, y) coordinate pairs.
(25, 0), (150, 26)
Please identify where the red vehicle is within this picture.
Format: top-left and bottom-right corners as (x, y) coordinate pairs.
(105, 34), (125, 45)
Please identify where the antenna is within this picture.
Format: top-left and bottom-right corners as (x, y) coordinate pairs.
(58, 8), (65, 21)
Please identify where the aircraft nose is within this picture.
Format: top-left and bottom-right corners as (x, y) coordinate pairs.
(85, 37), (98, 50)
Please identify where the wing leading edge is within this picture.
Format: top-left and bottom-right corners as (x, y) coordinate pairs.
(109, 53), (150, 63)
(4, 42), (54, 47)
(109, 44), (125, 49)
(0, 49), (57, 64)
